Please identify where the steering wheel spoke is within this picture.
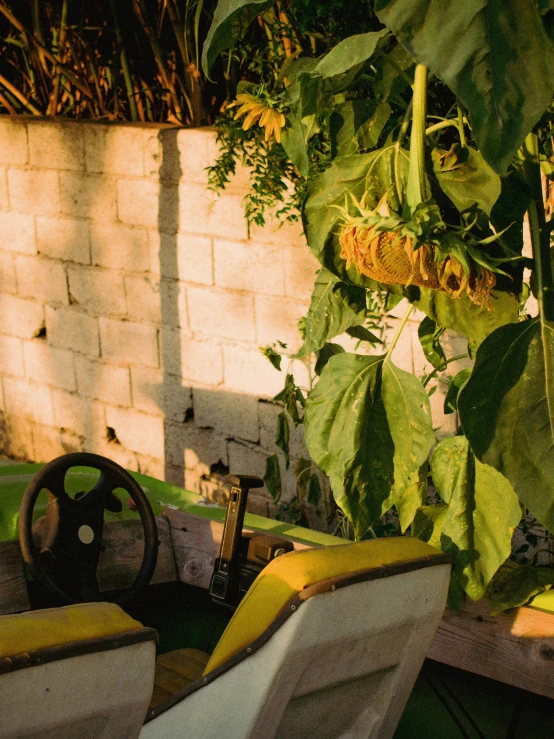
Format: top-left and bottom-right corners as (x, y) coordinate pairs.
(19, 453), (158, 608)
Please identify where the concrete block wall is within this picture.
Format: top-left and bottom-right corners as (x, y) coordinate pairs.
(0, 116), (455, 516)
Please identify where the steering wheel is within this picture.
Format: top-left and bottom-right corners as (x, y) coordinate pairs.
(19, 453), (159, 609)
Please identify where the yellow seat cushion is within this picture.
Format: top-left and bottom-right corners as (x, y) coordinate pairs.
(204, 537), (444, 674)
(0, 602), (144, 660)
(150, 648), (210, 710)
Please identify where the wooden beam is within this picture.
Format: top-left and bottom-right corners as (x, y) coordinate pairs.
(428, 596), (554, 699)
(0, 541), (30, 615)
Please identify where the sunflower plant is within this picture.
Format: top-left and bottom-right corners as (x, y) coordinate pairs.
(203, 0), (554, 613)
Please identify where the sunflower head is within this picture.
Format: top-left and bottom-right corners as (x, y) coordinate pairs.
(229, 88), (286, 143)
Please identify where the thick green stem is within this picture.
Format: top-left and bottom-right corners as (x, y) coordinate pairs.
(406, 64), (430, 215)
(457, 101), (467, 147)
(422, 354), (470, 389)
(523, 132), (554, 323)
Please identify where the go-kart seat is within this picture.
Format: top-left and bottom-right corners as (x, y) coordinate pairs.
(144, 536), (451, 739)
(0, 603), (157, 739)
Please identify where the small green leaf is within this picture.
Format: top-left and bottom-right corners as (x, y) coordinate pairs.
(274, 374), (303, 425)
(263, 454), (281, 502)
(307, 473), (322, 507)
(260, 345), (282, 371)
(418, 316), (446, 370)
(330, 100), (391, 157)
(432, 145), (501, 215)
(313, 30), (389, 78)
(202, 0), (276, 76)
(408, 287), (519, 345)
(458, 317), (554, 530)
(444, 368), (472, 414)
(430, 436), (521, 600)
(275, 411), (290, 469)
(487, 559), (554, 615)
(296, 269), (366, 357)
(294, 457), (312, 499)
(314, 342), (344, 376)
(345, 325), (383, 345)
(385, 462), (429, 533)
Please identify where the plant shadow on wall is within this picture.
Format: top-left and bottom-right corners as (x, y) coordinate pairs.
(202, 0), (554, 614)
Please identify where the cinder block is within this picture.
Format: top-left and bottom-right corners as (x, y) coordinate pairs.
(194, 386), (259, 442)
(214, 239), (284, 296)
(161, 128), (213, 187)
(117, 179), (166, 230)
(32, 424), (83, 462)
(84, 124), (146, 176)
(158, 279), (187, 329)
(0, 335), (24, 376)
(250, 212), (306, 248)
(3, 377), (54, 426)
(0, 211), (36, 254)
(75, 355), (131, 407)
(99, 317), (159, 368)
(164, 331), (223, 386)
(258, 398), (309, 458)
(430, 376), (458, 440)
(59, 172), (117, 221)
(124, 275), (161, 324)
(0, 118), (28, 165)
(206, 134), (251, 192)
(131, 365), (192, 421)
(67, 266), (126, 315)
(177, 183), (211, 235)
(105, 404), (164, 459)
(8, 169), (60, 216)
(227, 439), (269, 482)
(136, 453), (165, 480)
(382, 319), (413, 373)
(14, 256), (68, 304)
(52, 388), (89, 437)
(187, 286), (255, 342)
(0, 251), (16, 294)
(156, 232), (214, 285)
(45, 305), (100, 356)
(0, 295), (44, 338)
(0, 413), (35, 461)
(144, 130), (163, 178)
(173, 422), (228, 473)
(222, 345), (285, 398)
(254, 296), (308, 351)
(28, 121), (84, 171)
(36, 216), (90, 264)
(130, 365), (163, 416)
(283, 247), (319, 300)
(23, 340), (76, 391)
(90, 223), (149, 272)
(207, 192), (248, 241)
(0, 168), (8, 209)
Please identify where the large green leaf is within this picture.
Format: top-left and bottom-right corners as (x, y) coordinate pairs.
(296, 269), (366, 357)
(304, 352), (434, 538)
(432, 145), (501, 215)
(487, 559), (554, 615)
(430, 436), (521, 600)
(407, 287), (519, 344)
(303, 147), (409, 285)
(281, 113), (310, 177)
(458, 318), (554, 530)
(313, 30), (390, 78)
(375, 0), (554, 173)
(330, 100), (391, 158)
(202, 0), (275, 76)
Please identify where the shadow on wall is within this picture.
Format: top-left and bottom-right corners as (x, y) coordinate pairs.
(0, 117), (310, 512)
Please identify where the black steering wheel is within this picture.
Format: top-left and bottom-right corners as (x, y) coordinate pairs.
(19, 453), (159, 609)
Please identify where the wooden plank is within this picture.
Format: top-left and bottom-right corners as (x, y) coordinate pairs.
(97, 515), (176, 591)
(0, 540), (30, 615)
(428, 597), (554, 699)
(164, 509), (309, 590)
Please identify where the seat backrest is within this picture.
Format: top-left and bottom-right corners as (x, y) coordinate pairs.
(142, 537), (451, 739)
(0, 603), (157, 739)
